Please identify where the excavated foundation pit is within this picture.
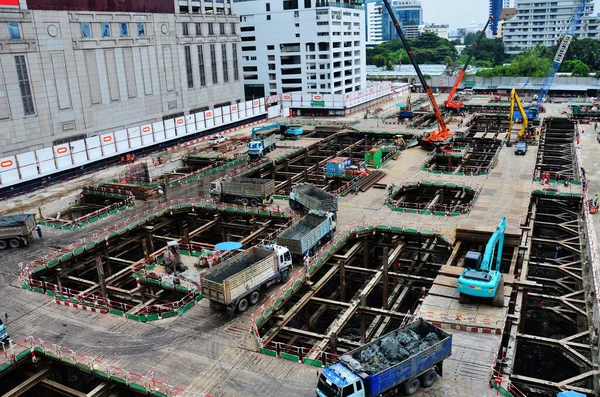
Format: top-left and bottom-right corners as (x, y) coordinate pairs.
(387, 182), (479, 215)
(535, 117), (578, 182)
(256, 229), (452, 361)
(241, 131), (404, 195)
(24, 207), (290, 321)
(422, 140), (502, 175)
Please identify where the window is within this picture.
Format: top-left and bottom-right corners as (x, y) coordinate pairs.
(198, 45), (207, 86)
(266, 2), (270, 11)
(295, 33), (300, 37)
(232, 43), (239, 81)
(341, 385), (353, 397)
(81, 22), (91, 38)
(294, 10), (299, 17)
(304, 0), (311, 7)
(267, 45), (274, 50)
(221, 44), (229, 83)
(208, 23), (214, 35)
(8, 22), (20, 40)
(102, 22), (111, 37)
(196, 23), (202, 35)
(268, 64), (276, 70)
(210, 44), (218, 84)
(356, 382), (362, 391)
(137, 22), (145, 36)
(267, 15), (271, 20)
(15, 55), (34, 116)
(220, 23), (225, 35)
(241, 36), (255, 42)
(241, 26), (255, 32)
(268, 55), (275, 61)
(185, 46), (193, 88)
(283, 0), (298, 9)
(182, 22), (189, 36)
(242, 46), (256, 51)
(295, 23), (299, 27)
(120, 23), (129, 37)
(231, 23), (236, 34)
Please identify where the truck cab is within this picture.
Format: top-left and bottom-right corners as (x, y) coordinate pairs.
(267, 244), (293, 280)
(248, 141), (265, 157)
(0, 314), (9, 344)
(317, 364), (364, 397)
(209, 181), (221, 198)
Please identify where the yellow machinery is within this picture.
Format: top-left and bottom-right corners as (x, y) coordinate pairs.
(508, 88), (539, 146)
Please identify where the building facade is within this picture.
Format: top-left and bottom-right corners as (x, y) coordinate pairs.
(418, 23), (449, 39)
(381, 0), (422, 40)
(0, 0), (244, 157)
(489, 0), (502, 35)
(366, 1), (383, 46)
(503, 0), (598, 50)
(233, 0), (366, 97)
(502, 0), (515, 9)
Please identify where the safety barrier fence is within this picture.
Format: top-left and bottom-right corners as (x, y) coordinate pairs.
(0, 336), (213, 397)
(386, 180), (482, 216)
(20, 198), (296, 321)
(39, 186), (135, 230)
(162, 155), (249, 187)
(250, 220), (453, 366)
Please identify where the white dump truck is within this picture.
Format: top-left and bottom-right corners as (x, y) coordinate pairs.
(201, 244), (292, 317)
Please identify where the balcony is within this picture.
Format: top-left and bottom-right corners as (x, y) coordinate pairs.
(315, 1), (363, 10)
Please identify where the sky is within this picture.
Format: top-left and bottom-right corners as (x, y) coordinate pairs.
(420, 0), (600, 30)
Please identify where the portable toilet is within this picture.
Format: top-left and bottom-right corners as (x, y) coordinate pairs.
(365, 148), (383, 169)
(326, 157), (351, 177)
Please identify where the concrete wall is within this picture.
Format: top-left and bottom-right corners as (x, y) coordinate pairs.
(0, 7), (245, 157)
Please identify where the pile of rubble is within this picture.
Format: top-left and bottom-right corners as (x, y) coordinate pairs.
(341, 328), (440, 375)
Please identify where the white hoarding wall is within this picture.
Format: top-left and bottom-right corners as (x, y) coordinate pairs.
(280, 83), (394, 111)
(0, 99), (267, 188)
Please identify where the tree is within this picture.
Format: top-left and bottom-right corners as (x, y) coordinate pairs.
(464, 31), (485, 46)
(571, 61), (590, 77)
(444, 56), (459, 76)
(366, 32), (457, 66)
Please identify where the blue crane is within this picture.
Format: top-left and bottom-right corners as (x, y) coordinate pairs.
(518, 0), (588, 123)
(456, 217), (506, 306)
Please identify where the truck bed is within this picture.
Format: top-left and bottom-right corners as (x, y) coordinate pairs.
(293, 184), (338, 212)
(201, 246), (277, 304)
(222, 178), (275, 198)
(341, 319), (452, 396)
(276, 213), (329, 255)
(0, 214), (36, 237)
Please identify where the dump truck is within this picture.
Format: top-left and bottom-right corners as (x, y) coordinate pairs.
(248, 132), (277, 158)
(0, 214), (36, 250)
(201, 245), (292, 317)
(289, 184), (338, 213)
(316, 319), (452, 397)
(276, 210), (336, 257)
(210, 178), (275, 207)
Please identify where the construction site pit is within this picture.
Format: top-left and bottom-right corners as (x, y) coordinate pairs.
(254, 228), (453, 365)
(21, 203), (293, 322)
(387, 181), (480, 216)
(421, 139), (502, 175)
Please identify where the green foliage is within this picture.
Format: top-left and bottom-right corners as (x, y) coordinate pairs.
(459, 38), (506, 67)
(475, 49), (551, 77)
(366, 32), (457, 67)
(463, 31), (484, 46)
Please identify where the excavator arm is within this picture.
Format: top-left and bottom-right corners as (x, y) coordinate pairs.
(479, 217), (506, 273)
(444, 16), (492, 110)
(508, 89), (529, 141)
(379, 0), (450, 143)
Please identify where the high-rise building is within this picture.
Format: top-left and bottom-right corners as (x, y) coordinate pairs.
(489, 0), (502, 35)
(503, 0), (515, 8)
(503, 0), (598, 50)
(0, 0), (243, 157)
(233, 0), (366, 97)
(366, 1), (383, 46)
(381, 0), (423, 40)
(418, 23), (449, 39)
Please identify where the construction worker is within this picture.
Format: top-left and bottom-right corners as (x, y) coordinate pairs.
(164, 249), (175, 274)
(36, 225), (43, 239)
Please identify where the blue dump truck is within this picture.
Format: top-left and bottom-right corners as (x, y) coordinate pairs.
(275, 210), (336, 257)
(316, 319), (452, 397)
(0, 314), (9, 344)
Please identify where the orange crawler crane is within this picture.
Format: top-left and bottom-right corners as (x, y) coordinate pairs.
(379, 2), (451, 150)
(444, 16), (492, 111)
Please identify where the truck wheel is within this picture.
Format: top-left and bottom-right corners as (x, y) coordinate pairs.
(0, 240), (6, 250)
(212, 195), (221, 203)
(9, 239), (20, 249)
(241, 198), (249, 206)
(421, 370), (437, 387)
(289, 200), (298, 210)
(281, 269), (289, 283)
(250, 198), (259, 207)
(404, 378), (420, 396)
(250, 291), (260, 305)
(238, 298), (249, 312)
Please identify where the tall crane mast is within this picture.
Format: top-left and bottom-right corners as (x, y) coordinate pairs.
(444, 16), (492, 110)
(536, 0), (587, 110)
(379, 1), (451, 148)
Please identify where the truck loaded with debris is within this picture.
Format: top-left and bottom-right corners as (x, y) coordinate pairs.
(316, 319), (452, 397)
(209, 177), (275, 207)
(289, 183), (338, 213)
(248, 131), (277, 158)
(200, 245), (292, 317)
(275, 210), (336, 257)
(0, 214), (36, 250)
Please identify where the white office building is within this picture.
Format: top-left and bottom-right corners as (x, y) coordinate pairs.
(366, 2), (383, 45)
(503, 0), (515, 8)
(418, 23), (449, 39)
(503, 0), (599, 50)
(233, 0), (367, 96)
